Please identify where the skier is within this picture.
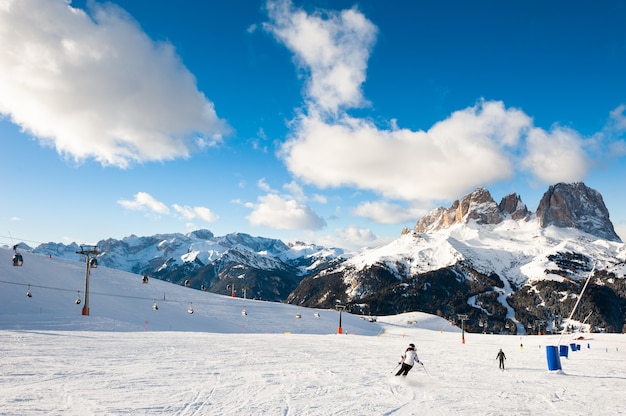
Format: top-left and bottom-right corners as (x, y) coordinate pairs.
(496, 348), (506, 369)
(395, 343), (420, 376)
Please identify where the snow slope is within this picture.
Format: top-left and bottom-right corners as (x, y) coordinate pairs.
(1, 247), (625, 415)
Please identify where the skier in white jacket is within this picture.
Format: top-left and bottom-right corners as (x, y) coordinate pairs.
(395, 343), (420, 376)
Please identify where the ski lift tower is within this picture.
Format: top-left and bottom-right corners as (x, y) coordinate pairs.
(457, 314), (468, 344)
(76, 245), (100, 316)
(336, 302), (346, 334)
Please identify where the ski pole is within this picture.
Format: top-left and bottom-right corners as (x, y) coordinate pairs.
(419, 362), (431, 377)
(391, 362), (401, 374)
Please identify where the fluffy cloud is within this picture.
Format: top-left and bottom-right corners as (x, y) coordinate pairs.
(281, 100), (533, 201)
(264, 0), (377, 113)
(246, 193), (326, 230)
(309, 225), (389, 251)
(522, 126), (589, 183)
(336, 225), (377, 243)
(610, 104), (626, 131)
(0, 0), (228, 168)
(118, 192), (217, 223)
(352, 201), (425, 225)
(118, 192), (170, 215)
(172, 205), (218, 222)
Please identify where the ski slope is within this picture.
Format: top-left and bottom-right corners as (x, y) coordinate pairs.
(1, 248), (625, 415)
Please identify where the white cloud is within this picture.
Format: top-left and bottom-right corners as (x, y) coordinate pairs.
(282, 181), (305, 201)
(247, 193), (326, 230)
(257, 178), (273, 192)
(264, 0), (377, 114)
(610, 104), (626, 131)
(312, 194), (327, 204)
(352, 201), (425, 224)
(309, 225), (393, 251)
(336, 225), (377, 243)
(522, 126), (589, 183)
(119, 193), (217, 223)
(0, 0), (228, 168)
(609, 140), (626, 157)
(172, 205), (218, 223)
(281, 100), (532, 201)
(118, 192), (170, 215)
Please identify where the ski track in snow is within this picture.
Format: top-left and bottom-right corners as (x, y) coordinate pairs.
(2, 330), (625, 415)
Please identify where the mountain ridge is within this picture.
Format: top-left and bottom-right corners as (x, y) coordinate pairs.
(9, 182), (626, 333)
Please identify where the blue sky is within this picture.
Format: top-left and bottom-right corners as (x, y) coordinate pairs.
(1, 0), (626, 251)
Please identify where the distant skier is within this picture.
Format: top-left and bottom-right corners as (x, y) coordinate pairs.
(395, 343), (420, 376)
(496, 348), (506, 369)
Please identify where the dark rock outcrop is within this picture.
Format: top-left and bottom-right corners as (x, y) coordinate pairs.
(499, 193), (530, 220)
(536, 182), (621, 242)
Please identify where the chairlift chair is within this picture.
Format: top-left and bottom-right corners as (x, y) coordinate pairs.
(241, 308), (248, 316)
(12, 253), (23, 266)
(152, 300), (159, 310)
(187, 303), (194, 314)
(26, 284), (32, 298)
(142, 275), (149, 284)
(295, 313), (302, 319)
(89, 258), (98, 268)
(75, 291), (82, 305)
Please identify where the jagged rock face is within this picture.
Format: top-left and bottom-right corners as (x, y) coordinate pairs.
(415, 187), (504, 232)
(536, 182), (621, 242)
(499, 193), (530, 220)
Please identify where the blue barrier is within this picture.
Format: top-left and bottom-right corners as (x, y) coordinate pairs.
(570, 343), (577, 352)
(546, 346), (562, 371)
(559, 345), (569, 358)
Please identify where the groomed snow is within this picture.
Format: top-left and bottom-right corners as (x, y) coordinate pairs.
(1, 248), (625, 415)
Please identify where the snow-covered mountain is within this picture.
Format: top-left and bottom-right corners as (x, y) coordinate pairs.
(32, 230), (347, 302)
(12, 182), (626, 334)
(288, 183), (626, 334)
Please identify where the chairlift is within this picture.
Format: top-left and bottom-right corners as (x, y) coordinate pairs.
(184, 280), (190, 287)
(200, 284), (207, 291)
(314, 312), (320, 318)
(75, 291), (82, 305)
(152, 300), (159, 311)
(89, 258), (98, 268)
(12, 253), (23, 267)
(187, 303), (194, 314)
(241, 308), (248, 316)
(142, 275), (149, 284)
(26, 284), (32, 298)
(295, 313), (302, 319)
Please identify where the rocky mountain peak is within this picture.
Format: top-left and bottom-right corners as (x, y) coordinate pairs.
(536, 182), (621, 242)
(414, 187), (508, 232)
(414, 182), (618, 238)
(499, 193), (530, 220)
